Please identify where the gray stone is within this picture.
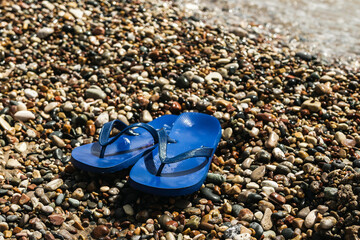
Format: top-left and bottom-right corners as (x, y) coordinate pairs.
(37, 27), (54, 38)
(251, 166), (266, 181)
(95, 112), (109, 127)
(24, 88), (38, 98)
(324, 187), (338, 199)
(85, 86), (107, 100)
(45, 179), (63, 191)
(206, 173), (226, 184)
(123, 204), (134, 215)
(68, 198), (80, 207)
(320, 216), (337, 230)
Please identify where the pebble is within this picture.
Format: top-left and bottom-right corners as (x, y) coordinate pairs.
(68, 198), (80, 208)
(123, 204), (134, 215)
(91, 225), (109, 239)
(85, 86), (107, 100)
(265, 132), (279, 149)
(222, 127), (233, 140)
(140, 110), (153, 122)
(260, 208), (273, 231)
(44, 102), (59, 113)
(0, 117), (11, 131)
(206, 173), (226, 184)
(37, 27), (54, 38)
(95, 112), (109, 127)
(301, 99), (322, 112)
(24, 88), (39, 99)
(200, 187), (221, 202)
(0, 1), (356, 239)
(250, 165), (266, 181)
(205, 72), (223, 83)
(48, 214), (65, 226)
(45, 179), (63, 191)
(51, 135), (66, 148)
(14, 111), (35, 121)
(319, 216), (337, 230)
(304, 209), (318, 228)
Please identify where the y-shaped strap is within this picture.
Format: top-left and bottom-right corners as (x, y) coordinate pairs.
(99, 120), (159, 158)
(155, 129), (214, 176)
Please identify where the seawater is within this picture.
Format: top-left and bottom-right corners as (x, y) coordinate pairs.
(176, 0), (360, 65)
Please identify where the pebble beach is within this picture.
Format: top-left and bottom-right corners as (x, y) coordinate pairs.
(0, 0), (360, 239)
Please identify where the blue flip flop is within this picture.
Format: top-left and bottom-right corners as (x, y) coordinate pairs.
(129, 112), (222, 196)
(71, 115), (178, 173)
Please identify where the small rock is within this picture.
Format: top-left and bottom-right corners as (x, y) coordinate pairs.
(184, 216), (201, 229)
(15, 142), (27, 153)
(255, 150), (271, 163)
(140, 110), (153, 123)
(251, 166), (266, 181)
(261, 208), (273, 231)
(44, 102), (59, 113)
(51, 135), (66, 148)
(320, 216), (337, 230)
(48, 214), (65, 226)
(68, 198), (80, 207)
(45, 179), (63, 191)
(304, 209), (318, 228)
(265, 132), (279, 149)
(14, 111), (35, 121)
(37, 27), (54, 38)
(72, 188), (84, 200)
(205, 72), (223, 83)
(224, 224), (242, 239)
(269, 192), (286, 205)
(324, 187), (338, 199)
(301, 99), (322, 112)
(95, 112), (109, 127)
(272, 147), (285, 161)
(41, 205), (54, 215)
(69, 8), (84, 19)
(222, 127), (233, 140)
(238, 208), (254, 222)
(63, 102), (73, 112)
(206, 173), (226, 184)
(123, 204), (134, 215)
(0, 117), (11, 130)
(6, 159), (22, 169)
(200, 187), (221, 202)
(85, 86), (107, 100)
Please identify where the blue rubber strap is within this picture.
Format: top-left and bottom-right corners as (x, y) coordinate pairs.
(163, 147), (213, 164)
(99, 120), (128, 146)
(155, 129), (213, 176)
(98, 122), (160, 158)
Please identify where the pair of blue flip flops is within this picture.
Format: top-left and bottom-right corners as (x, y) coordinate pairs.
(71, 112), (222, 196)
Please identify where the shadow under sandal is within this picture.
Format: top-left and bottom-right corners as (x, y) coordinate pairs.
(71, 115), (178, 173)
(129, 112), (222, 196)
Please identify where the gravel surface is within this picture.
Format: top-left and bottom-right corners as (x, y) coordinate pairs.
(0, 0), (360, 239)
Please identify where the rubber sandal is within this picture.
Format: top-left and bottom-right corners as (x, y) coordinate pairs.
(71, 115), (178, 173)
(129, 112), (222, 196)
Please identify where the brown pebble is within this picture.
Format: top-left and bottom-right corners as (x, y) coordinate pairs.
(92, 26), (105, 35)
(257, 113), (276, 122)
(269, 192), (286, 205)
(91, 225), (110, 239)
